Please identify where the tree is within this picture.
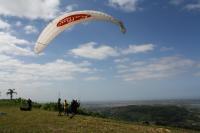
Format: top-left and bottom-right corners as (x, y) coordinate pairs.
(6, 89), (17, 100)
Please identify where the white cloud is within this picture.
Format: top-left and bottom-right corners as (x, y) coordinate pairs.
(0, 0), (60, 20)
(24, 25), (38, 34)
(108, 0), (139, 12)
(0, 32), (34, 56)
(160, 46), (174, 52)
(69, 42), (119, 60)
(69, 42), (156, 60)
(15, 21), (22, 27)
(0, 55), (94, 85)
(170, 0), (184, 5)
(0, 32), (29, 46)
(116, 56), (195, 81)
(185, 1), (200, 10)
(84, 76), (104, 81)
(195, 63), (200, 76)
(194, 72), (200, 76)
(170, 0), (200, 11)
(65, 4), (78, 12)
(57, 4), (78, 20)
(0, 54), (11, 61)
(0, 18), (10, 29)
(114, 58), (130, 63)
(122, 44), (154, 55)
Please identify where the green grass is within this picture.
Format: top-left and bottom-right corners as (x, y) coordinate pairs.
(0, 107), (198, 133)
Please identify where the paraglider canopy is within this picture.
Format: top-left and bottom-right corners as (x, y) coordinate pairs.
(34, 10), (126, 54)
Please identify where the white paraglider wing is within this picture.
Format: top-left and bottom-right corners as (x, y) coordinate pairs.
(34, 10), (126, 54)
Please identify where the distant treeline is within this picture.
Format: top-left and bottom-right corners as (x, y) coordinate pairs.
(0, 98), (64, 111)
(0, 98), (41, 108)
(88, 105), (200, 131)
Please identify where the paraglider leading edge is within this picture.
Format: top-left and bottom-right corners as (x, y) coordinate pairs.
(34, 10), (126, 54)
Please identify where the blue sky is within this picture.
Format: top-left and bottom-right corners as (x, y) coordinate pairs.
(0, 0), (200, 102)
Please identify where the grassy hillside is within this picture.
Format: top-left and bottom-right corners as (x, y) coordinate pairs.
(0, 106), (198, 133)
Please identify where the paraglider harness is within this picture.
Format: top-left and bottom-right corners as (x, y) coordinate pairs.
(67, 100), (80, 118)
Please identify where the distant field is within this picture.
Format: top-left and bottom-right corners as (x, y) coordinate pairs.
(88, 105), (200, 131)
(0, 107), (198, 133)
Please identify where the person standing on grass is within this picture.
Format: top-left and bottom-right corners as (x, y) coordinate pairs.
(63, 99), (68, 115)
(27, 98), (32, 111)
(70, 99), (80, 118)
(57, 98), (62, 116)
